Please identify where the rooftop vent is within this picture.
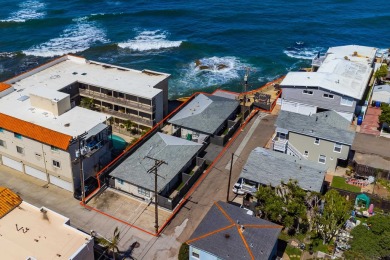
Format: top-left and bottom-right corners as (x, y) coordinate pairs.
(17, 95), (29, 101)
(81, 73), (87, 76)
(64, 123), (70, 127)
(72, 72), (78, 75)
(16, 88), (25, 92)
(42, 112), (48, 116)
(224, 233), (230, 239)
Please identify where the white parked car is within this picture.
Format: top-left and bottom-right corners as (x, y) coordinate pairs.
(232, 183), (245, 195)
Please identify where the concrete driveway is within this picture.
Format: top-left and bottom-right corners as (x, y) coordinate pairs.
(87, 188), (171, 235)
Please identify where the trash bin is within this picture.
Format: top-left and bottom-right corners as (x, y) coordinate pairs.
(357, 115), (363, 125)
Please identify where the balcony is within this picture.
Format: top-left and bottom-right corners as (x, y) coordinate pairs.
(104, 108), (153, 127)
(79, 89), (154, 113)
(272, 136), (288, 153)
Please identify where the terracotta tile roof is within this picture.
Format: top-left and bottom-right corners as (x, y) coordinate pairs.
(0, 113), (72, 150)
(0, 82), (11, 92)
(0, 187), (22, 219)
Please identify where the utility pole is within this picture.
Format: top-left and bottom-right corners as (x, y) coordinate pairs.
(226, 153), (234, 202)
(241, 68), (250, 125)
(145, 156), (167, 234)
(75, 132), (88, 203)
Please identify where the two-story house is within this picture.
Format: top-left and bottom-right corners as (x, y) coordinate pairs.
(273, 110), (356, 171)
(280, 45), (377, 121)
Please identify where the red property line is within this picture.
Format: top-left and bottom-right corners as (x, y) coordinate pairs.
(82, 88), (273, 237)
(157, 108), (261, 235)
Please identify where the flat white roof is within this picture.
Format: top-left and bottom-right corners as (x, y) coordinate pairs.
(6, 55), (169, 99)
(0, 201), (92, 259)
(0, 55), (169, 137)
(0, 87), (108, 136)
(281, 45), (376, 99)
(29, 86), (69, 101)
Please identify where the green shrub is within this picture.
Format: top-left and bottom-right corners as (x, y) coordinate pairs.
(178, 243), (189, 260)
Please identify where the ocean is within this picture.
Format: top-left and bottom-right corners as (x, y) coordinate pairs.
(0, 0), (389, 98)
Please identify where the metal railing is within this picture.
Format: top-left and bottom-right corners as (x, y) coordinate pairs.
(312, 56), (325, 67)
(79, 89), (154, 112)
(272, 136), (288, 153)
(286, 142), (306, 159)
(104, 109), (154, 126)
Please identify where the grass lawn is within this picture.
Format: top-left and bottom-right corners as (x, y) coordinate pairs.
(285, 245), (301, 260)
(331, 176), (361, 193)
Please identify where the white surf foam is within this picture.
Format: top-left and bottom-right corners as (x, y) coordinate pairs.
(1, 0), (46, 22)
(0, 52), (17, 58)
(283, 46), (325, 60)
(118, 30), (182, 52)
(23, 17), (108, 57)
(174, 56), (250, 89)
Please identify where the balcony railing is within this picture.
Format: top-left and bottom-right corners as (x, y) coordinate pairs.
(79, 89), (154, 112)
(104, 109), (153, 127)
(272, 136), (288, 153)
(241, 183), (257, 194)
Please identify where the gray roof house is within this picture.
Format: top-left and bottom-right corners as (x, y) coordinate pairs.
(239, 147), (327, 193)
(187, 201), (281, 260)
(372, 85), (390, 104)
(168, 93), (239, 135)
(110, 132), (203, 198)
(273, 110), (356, 171)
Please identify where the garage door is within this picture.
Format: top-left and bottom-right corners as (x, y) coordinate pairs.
(49, 175), (74, 192)
(25, 166), (48, 182)
(2, 156), (23, 172)
(281, 100), (317, 115)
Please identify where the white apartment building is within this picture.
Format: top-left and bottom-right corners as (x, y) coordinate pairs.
(0, 55), (170, 193)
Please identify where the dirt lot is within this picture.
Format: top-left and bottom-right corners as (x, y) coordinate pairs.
(88, 188), (171, 234)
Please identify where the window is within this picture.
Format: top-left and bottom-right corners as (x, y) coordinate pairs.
(314, 138), (320, 145)
(138, 187), (150, 197)
(340, 97), (354, 106)
(318, 155), (326, 164)
(51, 146), (59, 152)
(52, 160), (61, 168)
(334, 143), (342, 153)
(117, 179), (124, 185)
(304, 150), (309, 157)
(192, 248), (200, 259)
(14, 133), (22, 139)
(16, 146), (24, 154)
(0, 139), (5, 147)
(0, 127), (3, 132)
(303, 89), (313, 95)
(323, 93), (334, 99)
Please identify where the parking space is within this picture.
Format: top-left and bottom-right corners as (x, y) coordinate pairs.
(87, 188), (171, 234)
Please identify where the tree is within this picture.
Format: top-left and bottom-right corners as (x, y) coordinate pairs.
(379, 104), (390, 126)
(313, 190), (351, 244)
(123, 120), (134, 131)
(255, 181), (308, 233)
(97, 227), (121, 259)
(374, 64), (388, 81)
(80, 97), (95, 109)
(345, 214), (390, 259)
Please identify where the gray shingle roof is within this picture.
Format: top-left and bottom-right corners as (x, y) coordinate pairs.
(239, 147), (327, 192)
(168, 94), (239, 135)
(110, 132), (202, 192)
(276, 110), (355, 145)
(188, 201), (281, 260)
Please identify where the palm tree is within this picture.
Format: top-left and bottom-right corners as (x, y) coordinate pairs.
(123, 120), (134, 131)
(97, 227), (121, 259)
(80, 97), (94, 109)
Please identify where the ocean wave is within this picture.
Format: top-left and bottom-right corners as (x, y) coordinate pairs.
(23, 18), (108, 57)
(174, 56), (250, 89)
(118, 30), (182, 52)
(0, 52), (18, 58)
(283, 45), (325, 60)
(1, 0), (46, 22)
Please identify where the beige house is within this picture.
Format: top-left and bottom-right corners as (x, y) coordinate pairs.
(0, 187), (94, 259)
(273, 110), (355, 171)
